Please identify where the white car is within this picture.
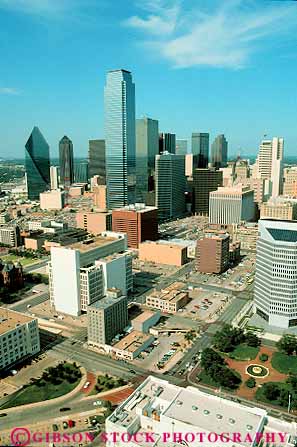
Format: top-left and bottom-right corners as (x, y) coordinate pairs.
(83, 381), (90, 389)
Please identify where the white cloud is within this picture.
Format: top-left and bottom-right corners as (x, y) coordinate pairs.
(0, 87), (20, 95)
(125, 0), (297, 69)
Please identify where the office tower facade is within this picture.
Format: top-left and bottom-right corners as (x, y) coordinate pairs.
(155, 153), (185, 221)
(59, 136), (74, 187)
(176, 139), (188, 155)
(0, 309), (40, 371)
(87, 289), (128, 346)
(49, 232), (129, 316)
(88, 139), (106, 183)
(112, 204), (158, 248)
(283, 167), (297, 197)
(254, 220), (297, 329)
(192, 132), (209, 168)
(209, 186), (255, 225)
(50, 166), (59, 190)
(25, 127), (50, 200)
(0, 225), (21, 247)
(104, 69), (136, 209)
(136, 118), (159, 200)
(260, 198), (297, 221)
(74, 161), (89, 183)
(196, 233), (230, 274)
(255, 137), (284, 199)
(193, 168), (223, 215)
(210, 134), (228, 168)
(159, 133), (176, 154)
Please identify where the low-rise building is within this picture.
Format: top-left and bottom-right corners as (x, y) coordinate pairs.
(139, 240), (188, 266)
(87, 289), (128, 346)
(0, 213), (11, 224)
(76, 211), (112, 234)
(131, 310), (161, 333)
(40, 189), (65, 210)
(0, 308), (40, 371)
(112, 331), (154, 361)
(0, 260), (23, 290)
(146, 283), (189, 313)
(106, 376), (269, 447)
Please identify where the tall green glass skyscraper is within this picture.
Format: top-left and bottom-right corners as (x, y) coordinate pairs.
(104, 69), (136, 209)
(25, 127), (50, 200)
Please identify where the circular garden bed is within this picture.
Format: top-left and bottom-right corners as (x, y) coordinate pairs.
(246, 364), (269, 378)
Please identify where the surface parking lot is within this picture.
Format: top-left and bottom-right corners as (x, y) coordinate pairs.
(181, 288), (232, 322)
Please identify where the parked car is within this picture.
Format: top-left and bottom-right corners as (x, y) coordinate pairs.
(83, 381), (90, 389)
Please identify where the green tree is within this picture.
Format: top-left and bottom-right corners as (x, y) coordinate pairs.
(213, 325), (245, 352)
(276, 335), (297, 355)
(245, 377), (256, 388)
(200, 348), (225, 370)
(245, 332), (261, 347)
(263, 383), (281, 401)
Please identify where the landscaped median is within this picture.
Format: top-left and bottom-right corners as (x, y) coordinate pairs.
(0, 362), (85, 410)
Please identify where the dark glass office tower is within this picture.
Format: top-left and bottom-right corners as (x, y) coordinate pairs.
(25, 127), (50, 200)
(59, 135), (74, 187)
(159, 133), (176, 154)
(74, 161), (89, 183)
(192, 132), (209, 168)
(211, 134), (228, 168)
(88, 139), (106, 182)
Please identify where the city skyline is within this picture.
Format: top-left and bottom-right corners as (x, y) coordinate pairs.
(1, 0), (297, 157)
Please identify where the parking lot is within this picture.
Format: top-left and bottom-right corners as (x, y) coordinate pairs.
(181, 288), (232, 322)
(188, 252), (256, 291)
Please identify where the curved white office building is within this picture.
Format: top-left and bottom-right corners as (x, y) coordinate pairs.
(254, 219), (297, 328)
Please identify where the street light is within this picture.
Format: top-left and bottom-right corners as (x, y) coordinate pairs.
(288, 393), (292, 413)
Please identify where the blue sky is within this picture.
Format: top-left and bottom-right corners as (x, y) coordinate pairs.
(0, 0), (297, 158)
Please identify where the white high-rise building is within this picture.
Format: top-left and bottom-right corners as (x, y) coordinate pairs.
(209, 185), (255, 225)
(254, 219), (297, 329)
(49, 232), (132, 316)
(255, 137), (284, 199)
(50, 166), (59, 190)
(105, 69), (136, 209)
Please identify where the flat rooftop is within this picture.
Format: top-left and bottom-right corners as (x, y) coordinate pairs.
(141, 240), (187, 249)
(132, 310), (157, 323)
(88, 293), (126, 311)
(113, 204), (157, 213)
(0, 308), (34, 335)
(114, 331), (152, 353)
(69, 234), (119, 252)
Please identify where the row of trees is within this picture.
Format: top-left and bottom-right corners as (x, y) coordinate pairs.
(261, 375), (297, 409)
(95, 374), (127, 392)
(27, 362), (81, 387)
(213, 324), (260, 353)
(9, 247), (46, 258)
(200, 348), (241, 390)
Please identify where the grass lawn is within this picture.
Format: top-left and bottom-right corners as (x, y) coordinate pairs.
(198, 370), (220, 387)
(271, 352), (297, 374)
(2, 254), (39, 267)
(0, 362), (81, 410)
(230, 344), (259, 361)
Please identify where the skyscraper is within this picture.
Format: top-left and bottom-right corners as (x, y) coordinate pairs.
(88, 139), (106, 182)
(25, 127), (50, 200)
(104, 69), (136, 210)
(74, 161), (89, 183)
(193, 168), (223, 215)
(155, 152), (185, 221)
(159, 133), (176, 154)
(192, 133), (209, 168)
(59, 135), (74, 187)
(136, 117), (159, 200)
(210, 134), (228, 168)
(176, 139), (188, 155)
(50, 166), (59, 190)
(255, 137), (284, 199)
